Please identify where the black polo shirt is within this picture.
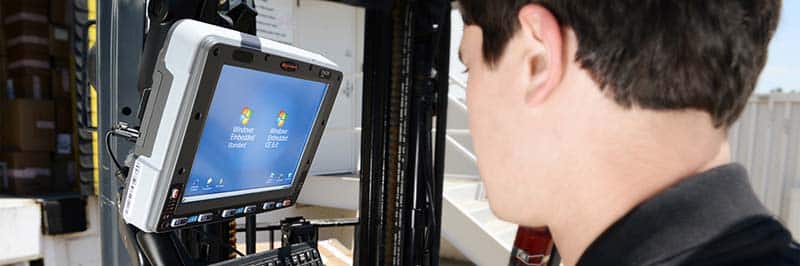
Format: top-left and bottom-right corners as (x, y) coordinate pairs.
(577, 163), (800, 266)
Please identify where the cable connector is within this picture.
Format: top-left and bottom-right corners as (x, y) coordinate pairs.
(112, 122), (140, 142)
(106, 122), (141, 174)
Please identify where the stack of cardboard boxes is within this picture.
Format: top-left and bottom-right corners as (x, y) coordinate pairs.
(0, 0), (75, 195)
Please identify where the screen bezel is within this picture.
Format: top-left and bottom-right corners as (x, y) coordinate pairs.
(169, 43), (341, 216)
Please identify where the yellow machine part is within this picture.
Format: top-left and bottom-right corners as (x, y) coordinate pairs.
(88, 0), (100, 194)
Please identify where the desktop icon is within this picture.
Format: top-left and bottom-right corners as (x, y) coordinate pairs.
(206, 177), (214, 185)
(276, 110), (288, 127)
(240, 107), (253, 126)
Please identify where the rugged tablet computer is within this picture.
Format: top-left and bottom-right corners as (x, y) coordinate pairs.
(122, 20), (342, 233)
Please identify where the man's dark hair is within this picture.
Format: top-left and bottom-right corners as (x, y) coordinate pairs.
(458, 1), (781, 127)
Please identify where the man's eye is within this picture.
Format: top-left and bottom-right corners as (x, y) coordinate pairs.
(462, 68), (470, 74)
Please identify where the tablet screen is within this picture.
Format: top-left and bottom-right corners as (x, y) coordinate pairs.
(182, 64), (327, 203)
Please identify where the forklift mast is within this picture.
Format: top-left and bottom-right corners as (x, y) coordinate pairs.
(349, 0), (451, 265)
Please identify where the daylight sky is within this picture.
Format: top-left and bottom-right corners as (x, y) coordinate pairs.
(450, 4), (800, 93)
(757, 1), (800, 93)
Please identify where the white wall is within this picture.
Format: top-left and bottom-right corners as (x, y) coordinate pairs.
(254, 0), (364, 175)
(729, 93), (800, 238)
(274, 0), (364, 176)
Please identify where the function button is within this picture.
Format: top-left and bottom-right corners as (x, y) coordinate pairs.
(263, 201), (276, 210)
(198, 213), (214, 222)
(282, 199), (292, 207)
(221, 209), (237, 218)
(243, 205), (258, 214)
(170, 217), (188, 227)
(275, 202), (284, 208)
(187, 216), (199, 223)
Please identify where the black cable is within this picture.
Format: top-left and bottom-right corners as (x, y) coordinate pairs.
(421, 120), (438, 230)
(106, 130), (124, 171)
(191, 228), (246, 257)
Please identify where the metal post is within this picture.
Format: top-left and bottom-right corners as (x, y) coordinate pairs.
(270, 230), (275, 250)
(97, 0), (146, 265)
(246, 215), (257, 254)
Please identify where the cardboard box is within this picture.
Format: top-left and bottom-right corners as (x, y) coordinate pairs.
(50, 25), (70, 59)
(52, 64), (71, 99)
(5, 23), (49, 68)
(49, 0), (73, 26)
(6, 33), (48, 59)
(0, 0), (49, 18)
(0, 4), (5, 56)
(54, 97), (73, 133)
(3, 1), (50, 64)
(1, 99), (55, 151)
(0, 152), (52, 195)
(6, 49), (50, 75)
(2, 5), (49, 44)
(7, 68), (51, 99)
(3, 20), (49, 40)
(52, 155), (75, 193)
(0, 57), (6, 99)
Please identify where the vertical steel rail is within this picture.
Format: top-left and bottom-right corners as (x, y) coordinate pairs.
(98, 0), (146, 265)
(430, 5), (451, 264)
(357, 4), (395, 266)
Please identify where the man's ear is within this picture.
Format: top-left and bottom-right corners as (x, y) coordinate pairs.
(518, 4), (564, 106)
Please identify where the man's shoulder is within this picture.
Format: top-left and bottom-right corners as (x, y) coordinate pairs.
(577, 164), (798, 266)
(681, 216), (799, 265)
(780, 242), (800, 265)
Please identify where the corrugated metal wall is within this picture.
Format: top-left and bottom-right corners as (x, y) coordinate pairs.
(729, 92), (800, 238)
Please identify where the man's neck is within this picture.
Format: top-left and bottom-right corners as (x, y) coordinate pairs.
(545, 111), (730, 266)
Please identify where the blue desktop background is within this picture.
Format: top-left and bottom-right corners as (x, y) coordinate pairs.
(182, 65), (328, 202)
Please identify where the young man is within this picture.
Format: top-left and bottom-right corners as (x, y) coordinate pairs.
(456, 1), (799, 265)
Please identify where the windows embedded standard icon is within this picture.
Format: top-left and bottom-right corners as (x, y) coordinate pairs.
(240, 106), (253, 126)
(276, 110), (288, 127)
